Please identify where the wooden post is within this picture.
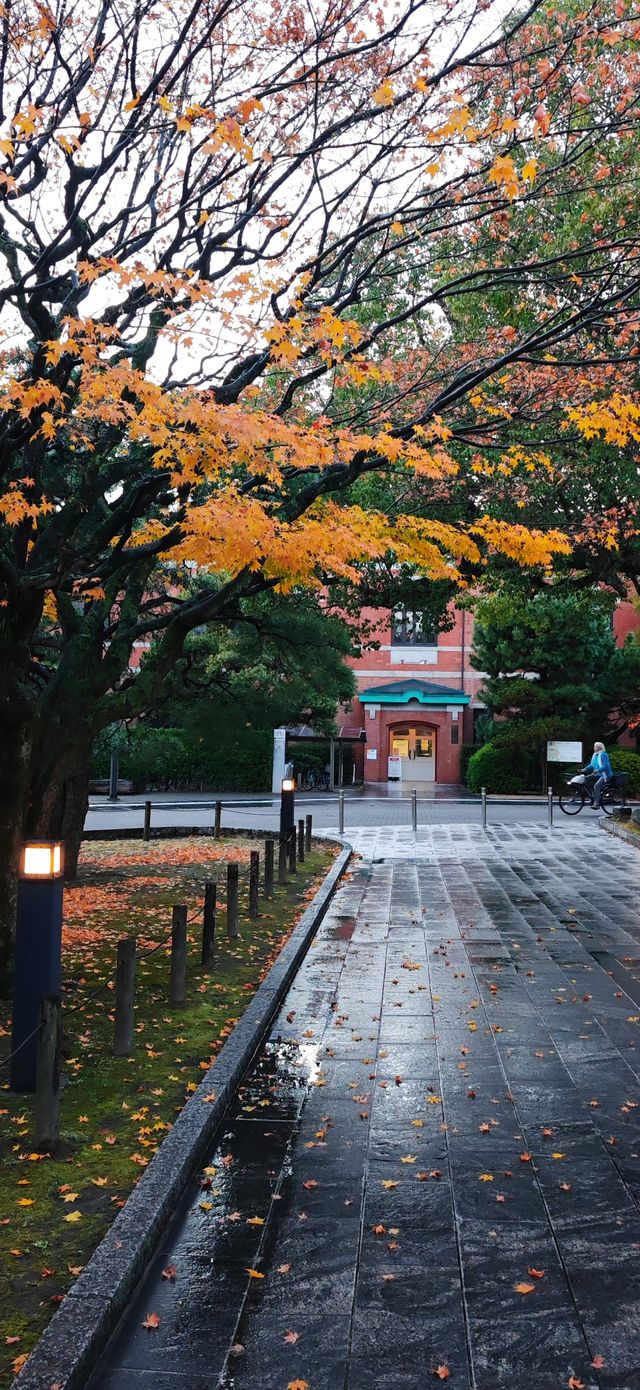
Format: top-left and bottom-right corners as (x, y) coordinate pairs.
(278, 832), (288, 886)
(249, 850), (260, 917)
(113, 938), (137, 1056)
(227, 863), (239, 939)
(34, 996), (61, 1153)
(202, 882), (216, 968)
(214, 800), (222, 838)
(143, 799), (152, 842)
(170, 905), (188, 1005)
(288, 826), (297, 873)
(264, 839), (274, 898)
(305, 814), (312, 854)
(297, 818), (305, 863)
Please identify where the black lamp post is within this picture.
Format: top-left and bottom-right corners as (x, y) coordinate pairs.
(280, 763), (295, 838)
(11, 842), (64, 1093)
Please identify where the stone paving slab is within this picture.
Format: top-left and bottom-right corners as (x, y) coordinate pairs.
(89, 823), (640, 1390)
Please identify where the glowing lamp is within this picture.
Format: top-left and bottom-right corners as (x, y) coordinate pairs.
(280, 765), (295, 836)
(281, 778), (296, 793)
(20, 842), (64, 879)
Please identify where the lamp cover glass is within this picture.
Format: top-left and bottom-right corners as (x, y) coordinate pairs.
(20, 842), (64, 879)
(281, 778), (295, 792)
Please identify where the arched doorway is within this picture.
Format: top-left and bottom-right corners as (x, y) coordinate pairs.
(388, 723), (436, 781)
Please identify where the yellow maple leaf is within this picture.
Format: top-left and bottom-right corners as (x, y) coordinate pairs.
(372, 79), (394, 106)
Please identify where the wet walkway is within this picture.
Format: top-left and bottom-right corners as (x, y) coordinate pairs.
(91, 823), (640, 1390)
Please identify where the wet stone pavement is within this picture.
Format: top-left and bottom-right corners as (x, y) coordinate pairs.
(91, 823), (640, 1390)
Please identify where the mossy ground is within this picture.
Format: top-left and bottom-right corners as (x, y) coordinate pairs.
(0, 835), (334, 1384)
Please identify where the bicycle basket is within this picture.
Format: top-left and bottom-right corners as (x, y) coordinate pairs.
(611, 772), (630, 789)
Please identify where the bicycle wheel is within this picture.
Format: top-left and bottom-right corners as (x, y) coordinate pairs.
(558, 788), (586, 815)
(601, 787), (625, 816)
(302, 770), (315, 791)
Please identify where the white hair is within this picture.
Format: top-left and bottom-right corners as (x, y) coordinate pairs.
(594, 741), (605, 751)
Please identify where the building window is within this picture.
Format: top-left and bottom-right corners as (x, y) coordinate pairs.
(451, 724), (459, 745)
(391, 609), (437, 646)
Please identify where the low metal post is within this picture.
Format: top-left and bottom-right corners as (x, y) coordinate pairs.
(170, 904), (187, 1005)
(481, 786), (487, 830)
(547, 787), (553, 829)
(249, 850), (260, 917)
(297, 818), (305, 863)
(113, 938), (136, 1055)
(264, 839), (274, 898)
(202, 882), (216, 968)
(411, 789), (417, 832)
(108, 753), (119, 802)
(338, 791), (345, 835)
(214, 800), (222, 838)
(34, 995), (61, 1152)
(143, 799), (152, 842)
(278, 832), (288, 885)
(305, 814), (312, 854)
(227, 863), (239, 939)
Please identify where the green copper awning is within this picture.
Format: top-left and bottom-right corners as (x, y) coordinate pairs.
(359, 679), (470, 706)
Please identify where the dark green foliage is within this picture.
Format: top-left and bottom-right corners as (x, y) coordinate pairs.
(466, 742), (538, 794)
(93, 724), (272, 792)
(609, 749), (640, 797)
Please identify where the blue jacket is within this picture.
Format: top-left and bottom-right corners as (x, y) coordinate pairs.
(583, 750), (613, 779)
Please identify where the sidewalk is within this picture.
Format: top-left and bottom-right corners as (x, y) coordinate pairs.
(90, 821), (640, 1390)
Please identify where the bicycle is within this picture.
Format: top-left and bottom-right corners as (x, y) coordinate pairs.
(301, 768), (330, 791)
(558, 770), (629, 816)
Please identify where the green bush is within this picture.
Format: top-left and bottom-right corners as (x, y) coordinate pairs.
(92, 724), (272, 792)
(466, 741), (538, 794)
(609, 748), (640, 796)
(459, 745), (477, 786)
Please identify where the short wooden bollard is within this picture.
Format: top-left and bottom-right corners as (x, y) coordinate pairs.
(305, 814), (312, 854)
(143, 799), (152, 842)
(288, 827), (297, 873)
(113, 938), (137, 1056)
(249, 850), (260, 917)
(214, 800), (222, 838)
(278, 833), (288, 886)
(202, 882), (216, 968)
(297, 818), (305, 863)
(227, 863), (239, 939)
(170, 904), (188, 1005)
(35, 996), (61, 1152)
(264, 838), (274, 898)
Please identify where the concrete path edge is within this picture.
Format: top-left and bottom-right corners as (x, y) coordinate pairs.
(601, 817), (640, 850)
(12, 838), (352, 1390)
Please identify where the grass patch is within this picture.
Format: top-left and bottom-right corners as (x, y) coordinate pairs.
(0, 835), (335, 1384)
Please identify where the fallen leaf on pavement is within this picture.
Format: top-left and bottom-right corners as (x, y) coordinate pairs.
(142, 1313), (160, 1330)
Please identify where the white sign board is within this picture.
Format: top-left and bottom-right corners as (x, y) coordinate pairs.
(547, 740), (583, 763)
(388, 755), (402, 780)
(366, 748), (378, 761)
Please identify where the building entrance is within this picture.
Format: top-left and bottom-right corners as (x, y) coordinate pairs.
(388, 725), (436, 781)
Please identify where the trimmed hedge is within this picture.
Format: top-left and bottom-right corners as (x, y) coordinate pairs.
(609, 748), (640, 797)
(466, 741), (538, 794)
(92, 724), (272, 792)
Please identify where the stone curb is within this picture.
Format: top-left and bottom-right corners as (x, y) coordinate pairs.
(12, 838), (352, 1390)
(600, 818), (640, 850)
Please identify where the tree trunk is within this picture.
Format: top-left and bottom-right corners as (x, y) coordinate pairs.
(27, 733), (94, 881)
(0, 683), (34, 994)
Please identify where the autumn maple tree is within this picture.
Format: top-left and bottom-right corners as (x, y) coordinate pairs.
(2, 0), (640, 977)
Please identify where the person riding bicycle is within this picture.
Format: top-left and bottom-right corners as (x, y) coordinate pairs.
(580, 741), (613, 809)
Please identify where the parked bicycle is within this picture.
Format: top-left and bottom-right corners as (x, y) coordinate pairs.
(301, 768), (331, 791)
(559, 770), (629, 816)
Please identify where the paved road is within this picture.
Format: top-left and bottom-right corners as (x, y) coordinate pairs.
(90, 821), (640, 1390)
(86, 789), (578, 836)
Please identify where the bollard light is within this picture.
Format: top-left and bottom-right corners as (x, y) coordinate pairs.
(11, 841), (65, 1093)
(280, 764), (295, 837)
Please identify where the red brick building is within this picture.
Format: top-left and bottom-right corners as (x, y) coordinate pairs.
(344, 599), (639, 787)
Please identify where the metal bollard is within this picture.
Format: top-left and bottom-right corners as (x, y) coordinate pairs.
(249, 850), (260, 916)
(481, 787), (487, 830)
(202, 882), (216, 968)
(411, 789), (417, 832)
(227, 863), (239, 938)
(297, 818), (305, 863)
(264, 839), (274, 898)
(305, 814), (312, 854)
(34, 995), (61, 1152)
(109, 753), (119, 802)
(113, 938), (137, 1055)
(143, 799), (152, 842)
(214, 800), (222, 838)
(338, 791), (345, 835)
(547, 787), (553, 829)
